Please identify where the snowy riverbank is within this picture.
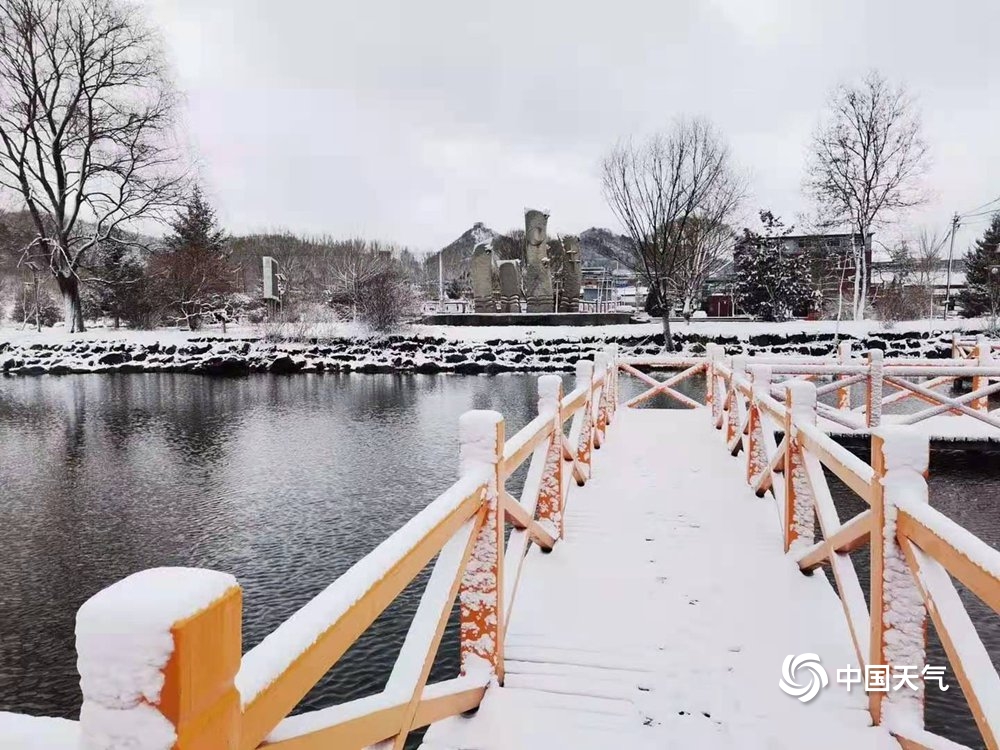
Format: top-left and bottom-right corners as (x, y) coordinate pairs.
(0, 319), (989, 376)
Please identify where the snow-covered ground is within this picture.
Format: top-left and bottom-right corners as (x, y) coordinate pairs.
(0, 316), (991, 347)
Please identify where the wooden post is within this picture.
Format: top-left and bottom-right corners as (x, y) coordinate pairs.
(604, 345), (619, 425)
(866, 348), (884, 428)
(783, 381), (816, 553)
(726, 356), (747, 447)
(458, 410), (505, 682)
(869, 427), (929, 727)
(536, 375), (564, 538)
(76, 568), (242, 750)
(951, 331), (960, 359)
(594, 351), (610, 446)
(575, 360), (594, 479)
(972, 336), (991, 412)
(707, 344), (723, 427)
(837, 340), (852, 410)
(746, 365), (772, 486)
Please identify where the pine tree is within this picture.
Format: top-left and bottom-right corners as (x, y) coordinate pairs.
(957, 213), (1000, 321)
(153, 187), (233, 329)
(733, 211), (815, 322)
(88, 236), (147, 328)
(165, 186), (227, 253)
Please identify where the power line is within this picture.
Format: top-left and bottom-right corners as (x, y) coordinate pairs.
(958, 194), (1000, 219)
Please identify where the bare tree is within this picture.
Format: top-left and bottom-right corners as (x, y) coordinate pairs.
(806, 71), (929, 321)
(600, 118), (745, 350)
(913, 228), (945, 318)
(0, 0), (185, 332)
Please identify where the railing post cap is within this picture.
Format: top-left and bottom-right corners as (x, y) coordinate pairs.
(868, 347), (884, 362)
(459, 410), (503, 475)
(459, 410), (504, 442)
(537, 374), (562, 401)
(785, 380), (817, 410)
(594, 351), (610, 369)
(76, 567), (238, 706)
(575, 359), (594, 379)
(747, 364), (772, 382)
(731, 355), (747, 372)
(872, 426), (930, 475)
(838, 340), (852, 355)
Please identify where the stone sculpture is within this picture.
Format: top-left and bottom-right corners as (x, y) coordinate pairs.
(471, 242), (497, 313)
(524, 209), (554, 312)
(560, 235), (583, 313)
(497, 260), (522, 312)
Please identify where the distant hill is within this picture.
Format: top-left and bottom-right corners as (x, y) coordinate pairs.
(423, 222), (498, 281)
(578, 227), (634, 270)
(424, 223), (636, 283)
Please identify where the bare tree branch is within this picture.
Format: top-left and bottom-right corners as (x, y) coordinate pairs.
(0, 0), (186, 331)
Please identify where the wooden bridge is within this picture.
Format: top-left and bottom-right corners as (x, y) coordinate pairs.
(4, 344), (1000, 750)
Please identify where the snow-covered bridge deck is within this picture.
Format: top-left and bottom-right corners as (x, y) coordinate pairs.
(421, 408), (898, 750)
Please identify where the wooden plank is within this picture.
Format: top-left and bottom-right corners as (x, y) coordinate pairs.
(868, 433), (888, 725)
(503, 440), (553, 627)
(239, 485), (485, 750)
(501, 415), (553, 478)
(797, 510), (872, 571)
(502, 491), (556, 551)
(390, 512), (485, 749)
(897, 505), (1000, 615)
(261, 681), (487, 750)
(900, 540), (1000, 750)
(796, 422), (875, 504)
(888, 377), (1000, 430)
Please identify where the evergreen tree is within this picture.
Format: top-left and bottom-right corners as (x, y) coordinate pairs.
(165, 186), (227, 253)
(957, 213), (1000, 321)
(153, 187), (233, 329)
(734, 211), (814, 322)
(88, 236), (148, 328)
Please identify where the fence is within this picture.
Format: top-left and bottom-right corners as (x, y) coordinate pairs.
(622, 338), (1000, 435)
(9, 350), (619, 750)
(622, 347), (1000, 749)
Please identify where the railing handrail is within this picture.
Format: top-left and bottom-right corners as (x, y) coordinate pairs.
(694, 344), (1000, 750)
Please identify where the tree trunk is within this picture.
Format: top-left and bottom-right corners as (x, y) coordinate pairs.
(55, 272), (85, 333)
(661, 312), (675, 352)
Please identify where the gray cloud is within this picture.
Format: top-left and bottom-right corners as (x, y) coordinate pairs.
(142, 0), (1000, 254)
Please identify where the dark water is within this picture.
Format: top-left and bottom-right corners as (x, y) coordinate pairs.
(0, 371), (994, 748)
(0, 372), (663, 730)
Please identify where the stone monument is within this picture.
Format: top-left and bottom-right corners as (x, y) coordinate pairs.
(471, 242), (497, 313)
(497, 260), (522, 312)
(524, 209), (554, 312)
(560, 235), (583, 312)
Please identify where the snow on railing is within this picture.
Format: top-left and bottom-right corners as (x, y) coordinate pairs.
(2, 349), (618, 750)
(618, 346), (1000, 748)
(700, 346), (1000, 750)
(622, 339), (1000, 435)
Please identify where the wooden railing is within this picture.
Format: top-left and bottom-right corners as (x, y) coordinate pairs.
(12, 349), (619, 749)
(952, 332), (1000, 361)
(622, 347), (1000, 749)
(622, 340), (1000, 434)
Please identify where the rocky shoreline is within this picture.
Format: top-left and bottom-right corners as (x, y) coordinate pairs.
(0, 327), (974, 377)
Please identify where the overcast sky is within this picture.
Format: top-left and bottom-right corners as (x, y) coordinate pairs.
(142, 0), (1000, 255)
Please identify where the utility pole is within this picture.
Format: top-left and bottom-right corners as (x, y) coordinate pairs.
(438, 250), (444, 310)
(943, 212), (960, 320)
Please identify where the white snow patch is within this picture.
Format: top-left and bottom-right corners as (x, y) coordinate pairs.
(0, 713), (78, 749)
(75, 567), (236, 750)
